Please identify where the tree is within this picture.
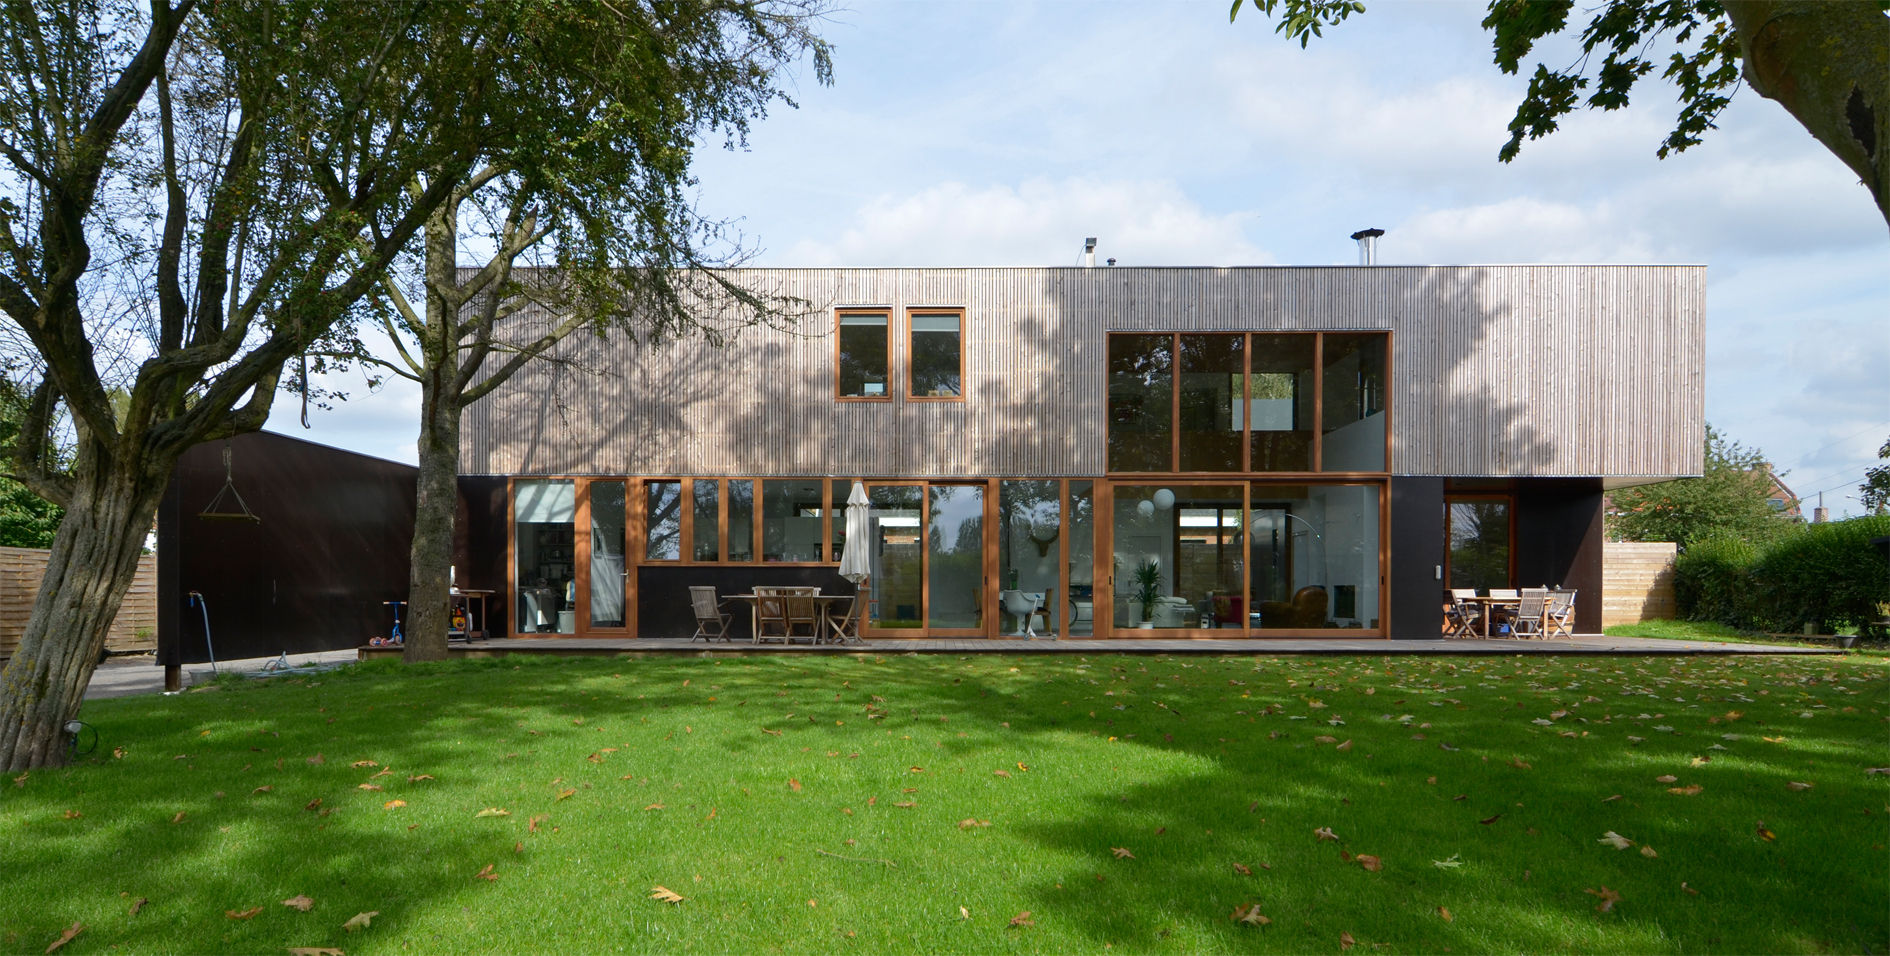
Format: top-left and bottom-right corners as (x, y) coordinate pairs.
(1607, 425), (1792, 549)
(1861, 436), (1890, 513)
(343, 2), (829, 663)
(1231, 0), (1890, 230)
(0, 1), (788, 769)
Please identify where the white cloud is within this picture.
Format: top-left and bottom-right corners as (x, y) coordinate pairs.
(773, 177), (1271, 267)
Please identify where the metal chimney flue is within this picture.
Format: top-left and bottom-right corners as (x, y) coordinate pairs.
(1083, 237), (1097, 268)
(1350, 228), (1385, 266)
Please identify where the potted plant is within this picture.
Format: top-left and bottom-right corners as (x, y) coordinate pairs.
(1133, 559), (1162, 627)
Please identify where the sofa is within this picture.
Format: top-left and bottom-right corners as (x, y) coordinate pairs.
(1257, 585), (1328, 629)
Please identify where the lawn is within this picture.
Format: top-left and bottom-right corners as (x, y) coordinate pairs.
(1604, 619), (1869, 648)
(3, 651), (1886, 954)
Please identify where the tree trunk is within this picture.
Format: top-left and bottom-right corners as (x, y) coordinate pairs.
(0, 439), (170, 770)
(401, 380), (462, 663)
(1724, 0), (1890, 229)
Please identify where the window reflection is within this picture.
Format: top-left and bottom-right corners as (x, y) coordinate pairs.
(1108, 334), (1174, 472)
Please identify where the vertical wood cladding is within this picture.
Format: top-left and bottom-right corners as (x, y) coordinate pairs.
(461, 266), (1704, 480)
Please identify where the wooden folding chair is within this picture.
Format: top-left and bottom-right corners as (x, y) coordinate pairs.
(1510, 588), (1551, 638)
(785, 594), (822, 644)
(688, 586), (733, 642)
(754, 593), (792, 644)
(1443, 589), (1482, 639)
(1544, 590), (1576, 638)
(824, 591), (867, 644)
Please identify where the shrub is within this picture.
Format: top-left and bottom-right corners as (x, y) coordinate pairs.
(1675, 516), (1890, 633)
(1674, 535), (1761, 626)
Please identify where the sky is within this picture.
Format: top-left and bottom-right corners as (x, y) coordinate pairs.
(268, 1), (1890, 516)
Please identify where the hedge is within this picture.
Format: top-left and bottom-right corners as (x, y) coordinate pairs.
(1674, 515), (1890, 634)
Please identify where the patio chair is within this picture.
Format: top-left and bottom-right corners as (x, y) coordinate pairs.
(1510, 588), (1551, 638)
(785, 593), (822, 644)
(1486, 588), (1521, 633)
(688, 586), (733, 642)
(1544, 589), (1577, 637)
(1444, 589), (1482, 639)
(825, 591), (867, 644)
(754, 593), (792, 644)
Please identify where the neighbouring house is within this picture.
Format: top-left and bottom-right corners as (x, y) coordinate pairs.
(156, 262), (1705, 655)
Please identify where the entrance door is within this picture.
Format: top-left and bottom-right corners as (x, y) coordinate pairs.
(861, 482), (986, 637)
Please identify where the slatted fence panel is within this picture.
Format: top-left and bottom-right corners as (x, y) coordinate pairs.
(1602, 541), (1677, 627)
(0, 546), (157, 658)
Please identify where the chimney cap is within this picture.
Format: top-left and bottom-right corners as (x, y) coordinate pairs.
(1083, 237), (1097, 251)
(1350, 228), (1385, 241)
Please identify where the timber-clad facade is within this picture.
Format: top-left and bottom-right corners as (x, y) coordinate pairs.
(459, 265), (1704, 642)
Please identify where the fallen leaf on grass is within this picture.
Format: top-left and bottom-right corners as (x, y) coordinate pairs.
(642, 803), (664, 811)
(356, 784), (382, 792)
(1756, 822), (1776, 842)
(1479, 813), (1502, 825)
(1008, 911), (1034, 928)
(1787, 781), (1813, 791)
(649, 886), (685, 904)
(555, 788), (576, 801)
(1438, 906), (1453, 922)
(304, 798), (323, 812)
(1867, 767), (1890, 775)
(1111, 847), (1134, 859)
(474, 808), (510, 818)
(227, 907), (264, 920)
(529, 815), (548, 832)
(252, 786), (273, 794)
(46, 922), (82, 953)
(342, 911), (377, 932)
(1356, 854), (1382, 872)
(281, 896), (315, 912)
(1601, 794), (1622, 802)
(789, 779), (801, 793)
(1340, 930), (1357, 950)
(760, 728), (782, 736)
(286, 949), (344, 956)
(1585, 885), (1622, 913)
(383, 800), (406, 810)
(957, 818), (991, 829)
(129, 897), (147, 916)
(1667, 785), (1702, 796)
(171, 811), (186, 824)
(474, 865), (498, 881)
(408, 774), (434, 783)
(306, 754), (324, 765)
(1655, 775), (1677, 784)
(1508, 758), (1531, 769)
(1599, 831), (1634, 850)
(1640, 846), (1658, 858)
(1432, 854), (1463, 869)
(1681, 882), (1700, 895)
(350, 760), (377, 769)
(959, 906), (970, 919)
(1314, 826), (1338, 842)
(1230, 903), (1270, 926)
(993, 769), (1011, 778)
(892, 801), (917, 809)
(1232, 862), (1252, 875)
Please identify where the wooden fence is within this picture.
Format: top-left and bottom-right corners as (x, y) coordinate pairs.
(0, 546), (158, 659)
(1602, 541), (1677, 628)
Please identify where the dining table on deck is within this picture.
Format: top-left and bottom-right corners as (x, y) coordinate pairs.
(1459, 594), (1520, 638)
(721, 593), (859, 644)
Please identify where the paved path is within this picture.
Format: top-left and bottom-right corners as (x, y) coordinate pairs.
(84, 649), (362, 701)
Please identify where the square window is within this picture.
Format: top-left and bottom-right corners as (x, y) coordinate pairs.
(909, 310), (963, 399)
(836, 311), (889, 399)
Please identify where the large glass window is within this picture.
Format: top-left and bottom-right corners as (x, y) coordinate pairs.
(1447, 498), (1511, 591)
(1113, 485), (1242, 630)
(1068, 481), (1094, 636)
(1249, 484), (1381, 631)
(927, 484), (984, 630)
(588, 481), (625, 628)
(727, 480), (754, 562)
(1249, 334), (1315, 472)
(837, 311), (890, 398)
(643, 481), (681, 561)
(869, 485), (924, 630)
(909, 311), (963, 399)
(1179, 334), (1244, 472)
(515, 479), (576, 634)
(999, 480), (1060, 636)
(1108, 334), (1174, 472)
(1321, 333), (1388, 471)
(762, 479), (825, 562)
(692, 480), (720, 561)
(830, 479), (854, 562)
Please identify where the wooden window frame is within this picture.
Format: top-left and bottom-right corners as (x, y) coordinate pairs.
(834, 308), (893, 402)
(1443, 492), (1517, 590)
(905, 307), (966, 402)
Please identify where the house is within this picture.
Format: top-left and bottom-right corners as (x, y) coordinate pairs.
(457, 263), (1704, 640)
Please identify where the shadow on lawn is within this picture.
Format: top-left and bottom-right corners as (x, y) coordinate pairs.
(26, 653), (1887, 953)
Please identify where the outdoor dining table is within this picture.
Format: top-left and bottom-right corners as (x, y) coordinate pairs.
(1460, 595), (1520, 638)
(722, 593), (857, 644)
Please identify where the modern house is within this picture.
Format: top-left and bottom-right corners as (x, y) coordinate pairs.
(458, 263), (1704, 641)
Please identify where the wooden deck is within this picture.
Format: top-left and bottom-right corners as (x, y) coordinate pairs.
(360, 634), (1828, 660)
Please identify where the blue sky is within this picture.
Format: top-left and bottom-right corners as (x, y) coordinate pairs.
(272, 1), (1889, 515)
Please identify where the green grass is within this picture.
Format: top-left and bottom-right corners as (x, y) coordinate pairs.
(1605, 619), (1870, 648)
(4, 652), (1887, 954)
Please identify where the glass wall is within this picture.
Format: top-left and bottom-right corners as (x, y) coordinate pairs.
(1321, 333), (1388, 471)
(1068, 481), (1094, 635)
(692, 480), (719, 561)
(1249, 334), (1315, 471)
(999, 480), (1059, 636)
(727, 480), (754, 562)
(830, 479), (854, 562)
(762, 479), (825, 562)
(1178, 335), (1244, 472)
(644, 481), (681, 561)
(1248, 484), (1381, 631)
(1112, 484), (1243, 630)
(515, 479), (576, 634)
(588, 481), (625, 628)
(869, 485), (923, 629)
(927, 484), (984, 630)
(1447, 498), (1511, 591)
(1108, 334), (1174, 472)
